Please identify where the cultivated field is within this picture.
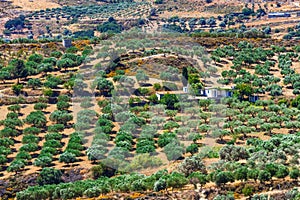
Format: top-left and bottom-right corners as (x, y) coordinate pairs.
(1, 0), (300, 200)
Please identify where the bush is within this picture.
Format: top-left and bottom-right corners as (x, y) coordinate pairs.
(0, 138), (14, 147)
(108, 147), (130, 160)
(90, 165), (104, 179)
(163, 121), (180, 130)
(50, 51), (63, 58)
(164, 141), (185, 161)
(57, 95), (71, 102)
(242, 184), (254, 197)
(50, 110), (73, 125)
(80, 100), (94, 109)
(42, 88), (53, 97)
(154, 179), (167, 192)
(177, 155), (207, 176)
(0, 155), (8, 165)
(158, 132), (177, 147)
(12, 84), (23, 95)
(48, 124), (65, 132)
(115, 131), (133, 144)
(22, 134), (39, 144)
(28, 53), (43, 63)
(90, 162), (115, 178)
(213, 194), (234, 200)
(33, 153), (52, 168)
(214, 171), (234, 187)
(0, 127), (19, 137)
(37, 167), (62, 185)
(87, 145), (107, 162)
(125, 153), (162, 171)
(74, 122), (90, 131)
(27, 78), (42, 89)
(69, 132), (84, 144)
(219, 145), (249, 161)
(258, 170), (271, 183)
(7, 159), (25, 173)
(40, 147), (58, 155)
(6, 112), (18, 119)
(136, 137), (155, 151)
(8, 104), (21, 113)
(57, 101), (71, 111)
(44, 76), (63, 89)
(165, 172), (188, 190)
(97, 17), (123, 33)
(186, 144), (199, 155)
(0, 146), (12, 156)
(2, 118), (23, 129)
(84, 187), (102, 198)
(65, 149), (82, 157)
(45, 132), (62, 141)
(23, 127), (40, 135)
(160, 93), (179, 109)
(153, 83), (162, 91)
(34, 102), (48, 110)
(290, 168), (300, 180)
(59, 151), (77, 164)
(188, 172), (208, 189)
(20, 143), (39, 152)
(43, 139), (62, 148)
(25, 111), (47, 128)
(116, 140), (132, 151)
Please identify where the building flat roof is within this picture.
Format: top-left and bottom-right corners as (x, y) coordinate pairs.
(268, 12), (290, 15)
(204, 86), (233, 90)
(156, 91), (187, 95)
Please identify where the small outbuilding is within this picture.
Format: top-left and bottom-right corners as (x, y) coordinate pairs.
(268, 12), (291, 18)
(62, 38), (72, 48)
(27, 34), (34, 39)
(249, 95), (259, 103)
(200, 87), (233, 99)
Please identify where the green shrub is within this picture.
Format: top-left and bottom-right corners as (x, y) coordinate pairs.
(37, 167), (62, 185)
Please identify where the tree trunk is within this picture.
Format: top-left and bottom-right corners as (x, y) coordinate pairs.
(165, 188), (170, 195)
(193, 184), (197, 189)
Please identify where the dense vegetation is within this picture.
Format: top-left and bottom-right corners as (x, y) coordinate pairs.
(16, 132), (300, 199)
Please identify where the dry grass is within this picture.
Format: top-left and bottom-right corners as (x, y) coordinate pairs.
(159, 11), (221, 18)
(11, 0), (60, 11)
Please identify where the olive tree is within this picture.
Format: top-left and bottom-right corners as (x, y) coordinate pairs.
(27, 78), (42, 89)
(188, 172), (207, 189)
(37, 167), (62, 185)
(7, 159), (25, 174)
(177, 155), (207, 176)
(219, 145), (249, 161)
(25, 111), (47, 128)
(50, 110), (73, 125)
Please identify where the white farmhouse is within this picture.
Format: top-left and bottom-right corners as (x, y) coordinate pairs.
(200, 86), (233, 99)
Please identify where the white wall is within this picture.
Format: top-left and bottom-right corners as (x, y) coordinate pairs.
(204, 89), (228, 98)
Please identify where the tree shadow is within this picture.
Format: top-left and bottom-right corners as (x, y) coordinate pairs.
(31, 153), (39, 159)
(216, 139), (228, 144)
